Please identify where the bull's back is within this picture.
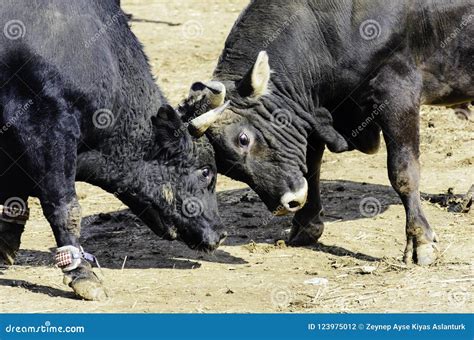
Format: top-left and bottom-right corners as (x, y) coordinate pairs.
(0, 0), (161, 150)
(0, 0), (123, 107)
(418, 8), (474, 105)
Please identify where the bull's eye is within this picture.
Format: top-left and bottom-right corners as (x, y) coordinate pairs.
(201, 167), (211, 178)
(199, 166), (214, 186)
(200, 167), (213, 186)
(238, 132), (250, 147)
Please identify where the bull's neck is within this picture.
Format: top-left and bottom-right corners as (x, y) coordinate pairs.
(214, 2), (337, 128)
(216, 66), (333, 137)
(77, 90), (161, 192)
(82, 13), (166, 164)
(97, 78), (163, 160)
(76, 149), (162, 211)
(76, 78), (164, 195)
(76, 150), (172, 238)
(268, 72), (326, 132)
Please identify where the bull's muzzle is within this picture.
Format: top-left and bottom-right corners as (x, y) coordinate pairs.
(279, 178), (308, 213)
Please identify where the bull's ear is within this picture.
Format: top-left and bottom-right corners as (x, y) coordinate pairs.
(152, 105), (184, 140)
(313, 108), (349, 153)
(238, 51), (271, 98)
(150, 105), (192, 161)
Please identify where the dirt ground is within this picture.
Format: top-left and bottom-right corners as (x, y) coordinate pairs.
(0, 0), (472, 313)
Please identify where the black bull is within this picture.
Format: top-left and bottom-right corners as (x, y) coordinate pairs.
(182, 0), (473, 265)
(0, 0), (227, 300)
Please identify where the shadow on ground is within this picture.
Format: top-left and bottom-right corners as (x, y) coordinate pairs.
(76, 180), (399, 269)
(13, 180), (455, 270)
(0, 278), (76, 299)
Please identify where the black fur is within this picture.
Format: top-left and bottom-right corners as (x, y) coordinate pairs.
(0, 0), (224, 266)
(182, 0), (473, 264)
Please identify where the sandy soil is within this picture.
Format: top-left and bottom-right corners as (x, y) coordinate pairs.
(0, 0), (472, 313)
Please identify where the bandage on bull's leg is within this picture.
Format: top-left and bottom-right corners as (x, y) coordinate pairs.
(55, 245), (106, 301)
(55, 245), (100, 272)
(55, 245), (83, 271)
(42, 195), (106, 300)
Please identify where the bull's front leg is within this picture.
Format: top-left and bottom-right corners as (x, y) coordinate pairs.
(289, 142), (325, 246)
(382, 128), (438, 265)
(375, 63), (438, 265)
(35, 141), (107, 300)
(41, 193), (107, 301)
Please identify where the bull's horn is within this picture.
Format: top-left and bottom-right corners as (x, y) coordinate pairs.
(205, 81), (226, 108)
(190, 81), (226, 108)
(188, 100), (230, 137)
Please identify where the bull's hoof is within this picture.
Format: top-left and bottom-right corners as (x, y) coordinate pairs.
(288, 221), (324, 246)
(403, 235), (438, 266)
(63, 263), (108, 301)
(68, 276), (107, 301)
(415, 243), (438, 266)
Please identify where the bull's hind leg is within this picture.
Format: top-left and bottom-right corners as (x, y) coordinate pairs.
(289, 142), (325, 246)
(0, 155), (30, 265)
(0, 215), (26, 266)
(0, 196), (27, 266)
(375, 63), (438, 265)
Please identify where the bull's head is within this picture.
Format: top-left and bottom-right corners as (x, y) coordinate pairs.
(180, 51), (347, 215)
(106, 104), (229, 252)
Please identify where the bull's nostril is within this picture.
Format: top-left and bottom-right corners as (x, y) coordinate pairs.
(288, 201), (300, 209)
(280, 178), (308, 212)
